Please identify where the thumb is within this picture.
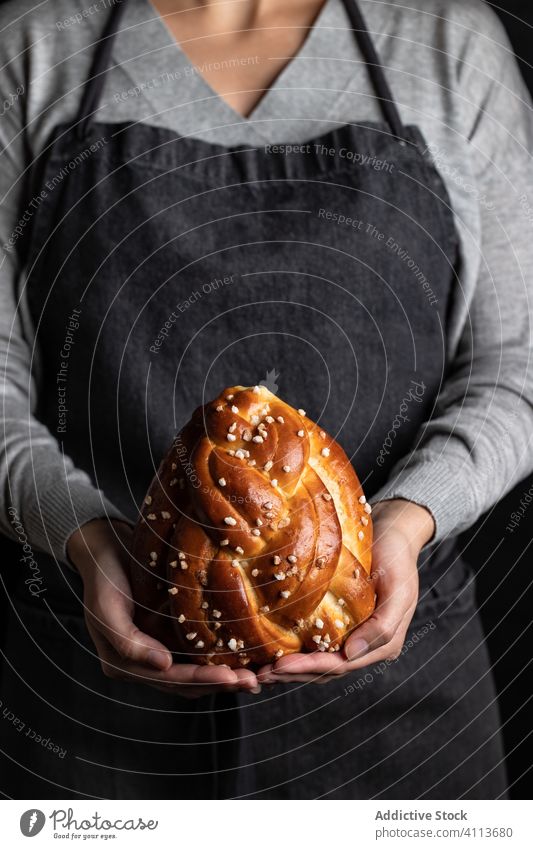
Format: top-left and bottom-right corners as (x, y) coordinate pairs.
(95, 595), (173, 670)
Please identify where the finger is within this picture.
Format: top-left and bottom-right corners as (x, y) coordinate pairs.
(256, 663), (275, 683)
(271, 569), (415, 677)
(87, 597), (173, 670)
(340, 604), (414, 668)
(343, 587), (415, 662)
(232, 667), (261, 692)
(94, 632), (241, 688)
(89, 620), (260, 693)
(271, 652), (347, 676)
(269, 639), (405, 679)
(109, 663), (240, 691)
(175, 663), (258, 691)
(267, 604), (415, 677)
(259, 656), (344, 684)
(165, 663), (241, 686)
(277, 675), (339, 685)
(259, 653), (349, 678)
(261, 672), (337, 684)
(259, 653), (343, 680)
(150, 681), (242, 699)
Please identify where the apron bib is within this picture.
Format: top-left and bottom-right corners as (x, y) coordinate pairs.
(0, 0), (507, 799)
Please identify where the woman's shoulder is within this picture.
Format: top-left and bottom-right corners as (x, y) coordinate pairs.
(364, 0), (518, 106)
(0, 0), (116, 152)
(0, 0), (114, 74)
(369, 0), (511, 60)
(0, 0), (115, 38)
(379, 0), (507, 33)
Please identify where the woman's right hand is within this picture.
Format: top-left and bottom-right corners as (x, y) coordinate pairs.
(67, 518), (261, 698)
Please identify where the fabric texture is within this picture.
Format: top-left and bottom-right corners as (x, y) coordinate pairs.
(0, 555), (507, 799)
(0, 0), (509, 803)
(0, 0), (532, 564)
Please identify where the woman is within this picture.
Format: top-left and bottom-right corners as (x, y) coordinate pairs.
(0, 0), (531, 799)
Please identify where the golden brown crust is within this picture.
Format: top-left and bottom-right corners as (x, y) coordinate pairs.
(129, 385), (375, 667)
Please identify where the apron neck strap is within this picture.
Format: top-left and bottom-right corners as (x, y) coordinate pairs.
(343, 0), (407, 141)
(75, 0), (407, 143)
(74, 0), (127, 139)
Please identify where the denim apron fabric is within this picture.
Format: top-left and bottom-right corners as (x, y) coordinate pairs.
(0, 0), (507, 798)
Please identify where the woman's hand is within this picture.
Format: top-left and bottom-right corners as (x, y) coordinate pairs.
(68, 518), (261, 698)
(257, 498), (435, 685)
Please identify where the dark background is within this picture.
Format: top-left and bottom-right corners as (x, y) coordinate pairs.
(0, 0), (531, 799)
(462, 1), (533, 798)
(494, 1), (533, 92)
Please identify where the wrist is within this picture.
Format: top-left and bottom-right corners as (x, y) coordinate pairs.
(67, 518), (133, 577)
(371, 498), (435, 551)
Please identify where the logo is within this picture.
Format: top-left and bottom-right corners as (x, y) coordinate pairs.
(260, 369), (280, 394)
(20, 810), (46, 837)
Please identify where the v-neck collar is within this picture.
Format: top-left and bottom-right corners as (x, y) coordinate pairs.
(110, 0), (373, 143)
(145, 0), (336, 124)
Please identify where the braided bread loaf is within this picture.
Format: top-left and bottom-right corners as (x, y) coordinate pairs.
(129, 385), (375, 668)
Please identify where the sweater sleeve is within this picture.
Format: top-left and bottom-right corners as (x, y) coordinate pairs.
(0, 11), (131, 567)
(371, 5), (533, 543)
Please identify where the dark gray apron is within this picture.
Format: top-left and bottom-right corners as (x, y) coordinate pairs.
(0, 0), (507, 799)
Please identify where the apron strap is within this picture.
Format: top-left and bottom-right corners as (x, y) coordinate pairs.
(343, 0), (407, 141)
(74, 0), (128, 139)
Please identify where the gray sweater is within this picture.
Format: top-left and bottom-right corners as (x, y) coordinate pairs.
(1, 0), (533, 565)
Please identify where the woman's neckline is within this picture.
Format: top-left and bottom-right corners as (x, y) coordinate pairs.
(145, 0), (336, 123)
(106, 0), (389, 144)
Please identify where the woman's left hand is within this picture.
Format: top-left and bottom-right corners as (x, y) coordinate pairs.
(257, 498), (435, 685)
